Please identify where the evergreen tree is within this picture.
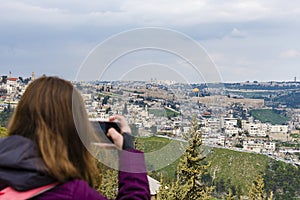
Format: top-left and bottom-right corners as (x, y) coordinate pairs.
(157, 176), (178, 200)
(122, 103), (128, 115)
(0, 107), (14, 127)
(102, 96), (109, 105)
(157, 116), (214, 199)
(267, 191), (273, 200)
(175, 116), (214, 200)
(237, 119), (242, 129)
(223, 188), (234, 200)
(95, 162), (118, 199)
(0, 126), (7, 137)
(248, 175), (266, 200)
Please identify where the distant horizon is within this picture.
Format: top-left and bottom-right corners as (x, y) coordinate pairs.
(1, 71), (299, 84)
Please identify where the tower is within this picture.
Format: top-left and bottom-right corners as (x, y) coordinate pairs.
(32, 72), (35, 81)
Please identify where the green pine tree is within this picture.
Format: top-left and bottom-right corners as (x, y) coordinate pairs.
(157, 116), (214, 200)
(267, 191), (273, 200)
(95, 162), (118, 199)
(157, 176), (179, 200)
(0, 126), (7, 137)
(175, 116), (214, 200)
(223, 188), (235, 200)
(248, 175), (266, 200)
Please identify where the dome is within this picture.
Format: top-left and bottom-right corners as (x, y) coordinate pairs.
(193, 88), (199, 92)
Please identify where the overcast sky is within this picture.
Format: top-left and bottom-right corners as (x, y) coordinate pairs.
(0, 0), (300, 83)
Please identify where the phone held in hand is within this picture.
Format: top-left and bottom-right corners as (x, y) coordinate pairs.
(90, 120), (121, 146)
(99, 121), (121, 134)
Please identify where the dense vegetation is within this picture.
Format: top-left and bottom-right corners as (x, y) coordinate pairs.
(249, 109), (290, 125)
(273, 91), (300, 108)
(0, 126), (7, 137)
(224, 83), (299, 90)
(226, 90), (275, 99)
(264, 159), (300, 200)
(0, 106), (14, 127)
(136, 136), (300, 199)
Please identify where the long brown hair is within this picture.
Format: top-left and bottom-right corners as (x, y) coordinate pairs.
(8, 76), (98, 186)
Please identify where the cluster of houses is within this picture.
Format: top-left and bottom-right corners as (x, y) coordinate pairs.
(1, 75), (300, 166)
(0, 74), (34, 112)
(200, 117), (290, 154)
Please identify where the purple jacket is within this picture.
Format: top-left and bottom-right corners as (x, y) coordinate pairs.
(0, 136), (150, 200)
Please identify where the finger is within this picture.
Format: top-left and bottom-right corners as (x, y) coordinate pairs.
(109, 116), (116, 122)
(109, 115), (131, 134)
(110, 115), (125, 122)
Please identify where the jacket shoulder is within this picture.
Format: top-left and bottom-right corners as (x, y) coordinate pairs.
(37, 180), (107, 200)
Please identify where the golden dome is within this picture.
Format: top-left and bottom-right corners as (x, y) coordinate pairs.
(193, 88), (199, 92)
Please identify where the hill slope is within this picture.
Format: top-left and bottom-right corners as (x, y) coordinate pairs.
(250, 109), (290, 125)
(205, 148), (269, 195)
(140, 136), (300, 198)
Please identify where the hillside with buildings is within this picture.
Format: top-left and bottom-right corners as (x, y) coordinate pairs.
(0, 73), (300, 199)
(1, 74), (299, 164)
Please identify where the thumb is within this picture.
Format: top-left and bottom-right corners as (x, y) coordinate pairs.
(107, 128), (123, 149)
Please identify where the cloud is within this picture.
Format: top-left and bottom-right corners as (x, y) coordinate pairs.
(1, 0), (300, 82)
(1, 0), (300, 27)
(228, 28), (246, 38)
(280, 49), (300, 59)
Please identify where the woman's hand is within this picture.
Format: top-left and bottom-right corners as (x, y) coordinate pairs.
(109, 115), (131, 134)
(107, 115), (132, 149)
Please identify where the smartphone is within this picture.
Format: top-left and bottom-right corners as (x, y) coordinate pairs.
(90, 121), (121, 143)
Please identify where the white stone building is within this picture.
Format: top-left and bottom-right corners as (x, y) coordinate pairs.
(243, 139), (264, 153)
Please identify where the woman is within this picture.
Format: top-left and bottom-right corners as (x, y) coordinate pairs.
(0, 76), (150, 199)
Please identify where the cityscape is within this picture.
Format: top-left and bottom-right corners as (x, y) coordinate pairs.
(1, 0), (300, 199)
(1, 72), (300, 168)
